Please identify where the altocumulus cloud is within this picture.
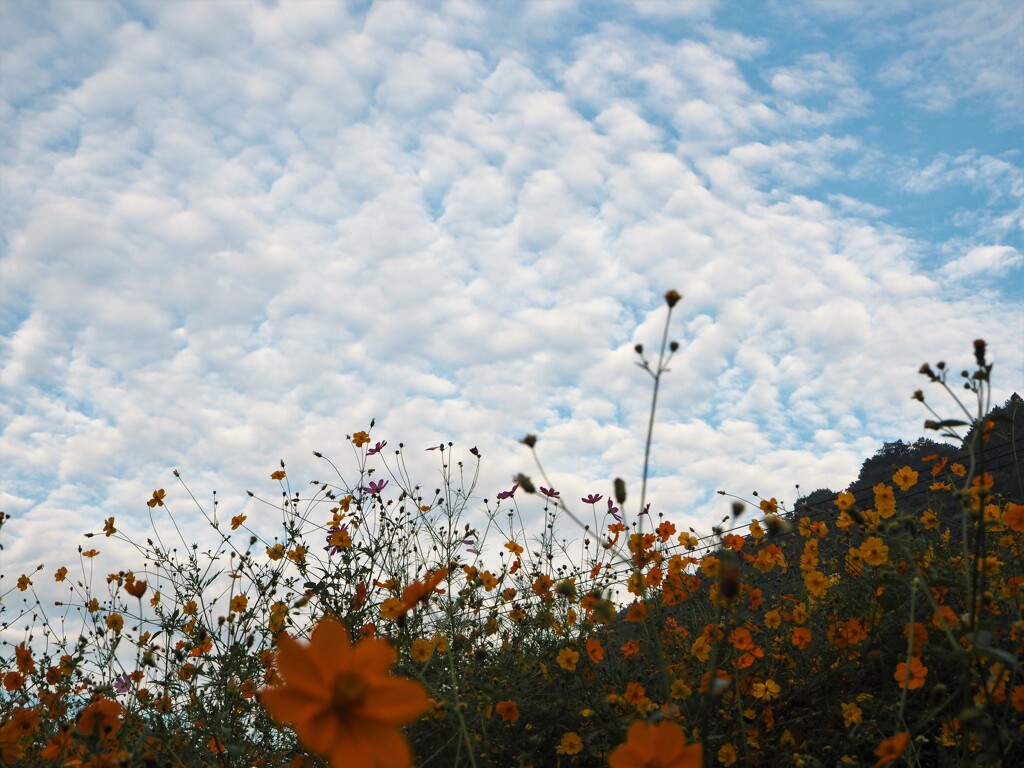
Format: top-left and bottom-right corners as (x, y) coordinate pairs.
(1, 0), (1021, 616)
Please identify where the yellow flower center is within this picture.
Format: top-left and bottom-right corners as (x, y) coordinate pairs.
(330, 671), (368, 714)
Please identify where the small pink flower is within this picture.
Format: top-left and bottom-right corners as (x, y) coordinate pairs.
(582, 494), (603, 504)
(363, 479), (388, 494)
(497, 484), (518, 500)
(540, 487), (560, 498)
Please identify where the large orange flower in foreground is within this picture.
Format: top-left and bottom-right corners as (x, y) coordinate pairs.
(608, 720), (702, 768)
(261, 617), (428, 768)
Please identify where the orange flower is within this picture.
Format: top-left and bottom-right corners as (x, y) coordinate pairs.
(586, 637), (605, 664)
(78, 698), (123, 741)
(396, 568), (448, 619)
(1005, 502), (1024, 533)
(894, 656), (928, 690)
(873, 731), (909, 766)
(495, 700), (520, 723)
(147, 489), (166, 508)
(124, 579), (148, 598)
(260, 617), (428, 768)
(608, 720), (702, 768)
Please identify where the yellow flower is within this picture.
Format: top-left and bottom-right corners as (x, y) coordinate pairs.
(557, 647), (580, 671)
(858, 536), (889, 566)
(752, 679), (780, 700)
(691, 635), (712, 662)
(147, 489), (166, 508)
(804, 570), (827, 598)
(410, 639), (434, 663)
(892, 466), (918, 491)
(17, 574), (32, 591)
(82, 549), (99, 558)
(54, 567), (67, 582)
(230, 595), (248, 614)
(841, 701), (862, 727)
(103, 517), (116, 537)
(266, 544), (285, 561)
(718, 743), (738, 765)
(271, 470), (286, 481)
(352, 431), (371, 447)
(105, 613), (124, 633)
(260, 617), (428, 768)
(556, 732), (583, 755)
(231, 514), (247, 530)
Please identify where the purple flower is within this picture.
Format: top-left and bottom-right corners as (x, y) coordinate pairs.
(497, 484), (518, 500)
(114, 672), (132, 694)
(582, 493), (603, 504)
(607, 498), (621, 523)
(640, 503), (651, 515)
(540, 487), (560, 499)
(367, 440), (388, 456)
(363, 479), (388, 495)
(470, 446), (480, 457)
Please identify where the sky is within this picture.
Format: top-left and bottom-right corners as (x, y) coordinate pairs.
(1, 0), (1022, 609)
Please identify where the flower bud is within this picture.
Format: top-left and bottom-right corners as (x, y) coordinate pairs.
(664, 289), (682, 308)
(973, 338), (986, 366)
(614, 477), (627, 504)
(520, 434), (537, 448)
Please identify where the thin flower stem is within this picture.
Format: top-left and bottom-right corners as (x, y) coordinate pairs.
(638, 302), (676, 534)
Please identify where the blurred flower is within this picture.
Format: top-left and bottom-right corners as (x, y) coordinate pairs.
(260, 617), (428, 768)
(608, 720), (701, 768)
(873, 732), (909, 767)
(495, 700), (519, 723)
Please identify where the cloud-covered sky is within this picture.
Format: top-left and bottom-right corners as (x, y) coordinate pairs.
(2, 0), (1022, 596)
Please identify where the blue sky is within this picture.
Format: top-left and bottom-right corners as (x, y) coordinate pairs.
(1, 0), (1022, 600)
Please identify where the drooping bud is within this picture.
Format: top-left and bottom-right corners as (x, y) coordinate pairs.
(520, 434), (537, 448)
(515, 474), (536, 494)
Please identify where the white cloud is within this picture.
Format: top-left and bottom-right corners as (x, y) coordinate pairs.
(940, 245), (1023, 281)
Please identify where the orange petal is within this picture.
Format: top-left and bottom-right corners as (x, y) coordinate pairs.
(273, 633), (328, 696)
(362, 677), (430, 724)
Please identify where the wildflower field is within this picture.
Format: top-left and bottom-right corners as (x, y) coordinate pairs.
(2, 294), (1022, 767)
